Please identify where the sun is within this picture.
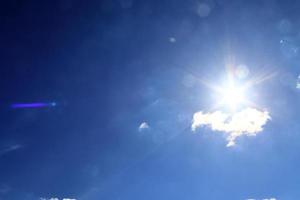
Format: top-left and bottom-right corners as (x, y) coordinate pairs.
(220, 83), (246, 110)
(207, 77), (251, 111)
(196, 62), (277, 112)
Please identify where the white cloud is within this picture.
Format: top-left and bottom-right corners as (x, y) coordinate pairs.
(192, 107), (271, 147)
(138, 121), (150, 132)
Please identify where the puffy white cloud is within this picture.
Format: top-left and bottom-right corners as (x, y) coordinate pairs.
(138, 121), (150, 132)
(192, 107), (271, 147)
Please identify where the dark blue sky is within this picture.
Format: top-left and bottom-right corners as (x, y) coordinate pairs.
(1, 0), (300, 199)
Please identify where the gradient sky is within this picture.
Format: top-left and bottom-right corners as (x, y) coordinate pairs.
(1, 0), (300, 200)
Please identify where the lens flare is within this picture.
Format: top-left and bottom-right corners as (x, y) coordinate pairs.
(11, 102), (57, 109)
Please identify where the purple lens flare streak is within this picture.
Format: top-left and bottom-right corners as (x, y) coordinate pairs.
(11, 102), (57, 109)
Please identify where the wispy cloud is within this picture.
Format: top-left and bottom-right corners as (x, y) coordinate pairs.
(138, 121), (150, 132)
(0, 184), (11, 194)
(0, 144), (23, 156)
(192, 107), (271, 147)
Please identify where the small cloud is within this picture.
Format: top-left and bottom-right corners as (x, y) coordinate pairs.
(138, 121), (150, 132)
(169, 37), (176, 43)
(192, 107), (271, 147)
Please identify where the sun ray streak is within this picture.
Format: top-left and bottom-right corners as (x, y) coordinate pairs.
(244, 71), (278, 90)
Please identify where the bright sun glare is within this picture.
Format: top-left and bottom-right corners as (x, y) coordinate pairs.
(199, 63), (277, 112)
(220, 83), (246, 110)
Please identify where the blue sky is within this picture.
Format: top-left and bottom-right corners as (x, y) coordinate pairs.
(1, 0), (300, 199)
